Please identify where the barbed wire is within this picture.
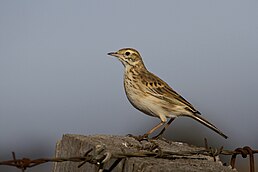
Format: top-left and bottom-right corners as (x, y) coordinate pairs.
(203, 138), (258, 172)
(0, 138), (257, 172)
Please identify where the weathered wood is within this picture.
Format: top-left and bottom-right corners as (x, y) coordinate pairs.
(52, 134), (236, 172)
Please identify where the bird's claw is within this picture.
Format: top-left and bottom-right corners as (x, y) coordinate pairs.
(151, 134), (162, 140)
(127, 134), (149, 142)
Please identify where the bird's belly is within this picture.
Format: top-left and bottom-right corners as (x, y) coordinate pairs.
(125, 89), (176, 119)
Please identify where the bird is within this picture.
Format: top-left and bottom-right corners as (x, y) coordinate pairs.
(107, 48), (228, 139)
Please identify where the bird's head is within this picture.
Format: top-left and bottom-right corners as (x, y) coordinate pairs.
(108, 48), (145, 68)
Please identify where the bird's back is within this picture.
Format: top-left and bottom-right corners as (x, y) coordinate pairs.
(124, 65), (199, 118)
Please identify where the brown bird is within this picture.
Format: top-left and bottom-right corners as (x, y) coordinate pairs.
(108, 48), (228, 139)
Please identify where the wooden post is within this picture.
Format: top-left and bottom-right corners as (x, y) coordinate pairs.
(52, 134), (236, 172)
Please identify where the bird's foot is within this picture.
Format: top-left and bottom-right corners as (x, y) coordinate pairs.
(127, 134), (149, 142)
(151, 132), (164, 139)
(151, 135), (162, 140)
(151, 134), (170, 142)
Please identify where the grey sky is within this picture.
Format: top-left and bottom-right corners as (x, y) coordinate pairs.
(1, 1), (258, 171)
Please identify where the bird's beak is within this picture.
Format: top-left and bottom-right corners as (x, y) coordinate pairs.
(107, 52), (117, 56)
(107, 51), (123, 59)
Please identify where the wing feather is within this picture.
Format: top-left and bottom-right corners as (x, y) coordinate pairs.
(142, 71), (199, 113)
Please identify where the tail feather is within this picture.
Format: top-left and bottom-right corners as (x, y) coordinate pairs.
(186, 113), (228, 139)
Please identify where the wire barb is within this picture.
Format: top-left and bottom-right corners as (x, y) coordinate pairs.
(203, 138), (223, 161)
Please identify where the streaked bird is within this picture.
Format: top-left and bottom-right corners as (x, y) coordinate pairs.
(108, 48), (228, 139)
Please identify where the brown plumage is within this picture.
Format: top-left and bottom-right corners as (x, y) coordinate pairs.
(108, 48), (228, 139)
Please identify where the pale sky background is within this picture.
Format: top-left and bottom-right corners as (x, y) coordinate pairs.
(0, 1), (258, 171)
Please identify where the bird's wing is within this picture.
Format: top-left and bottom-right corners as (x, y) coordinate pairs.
(142, 71), (199, 114)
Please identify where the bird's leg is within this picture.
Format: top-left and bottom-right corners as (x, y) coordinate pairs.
(141, 121), (165, 139)
(152, 118), (175, 139)
(128, 121), (165, 141)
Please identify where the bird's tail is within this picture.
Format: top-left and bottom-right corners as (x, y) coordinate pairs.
(185, 113), (228, 139)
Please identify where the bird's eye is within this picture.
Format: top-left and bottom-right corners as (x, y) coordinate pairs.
(125, 51), (130, 56)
